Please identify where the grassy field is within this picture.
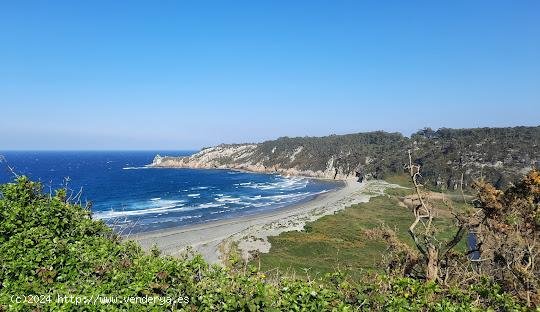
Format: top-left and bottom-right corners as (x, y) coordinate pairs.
(252, 175), (469, 281)
(384, 174), (414, 189)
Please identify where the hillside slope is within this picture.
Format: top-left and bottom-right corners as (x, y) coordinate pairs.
(151, 126), (540, 189)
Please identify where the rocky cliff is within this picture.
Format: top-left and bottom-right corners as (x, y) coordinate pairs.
(149, 126), (540, 188)
(150, 143), (356, 180)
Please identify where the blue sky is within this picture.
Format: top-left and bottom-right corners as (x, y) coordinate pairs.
(1, 1), (539, 150)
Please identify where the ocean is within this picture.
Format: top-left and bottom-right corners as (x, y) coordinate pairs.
(0, 151), (339, 233)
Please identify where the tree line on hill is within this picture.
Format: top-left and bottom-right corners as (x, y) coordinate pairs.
(245, 126), (539, 189)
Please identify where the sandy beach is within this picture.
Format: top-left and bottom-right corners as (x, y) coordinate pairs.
(130, 178), (398, 264)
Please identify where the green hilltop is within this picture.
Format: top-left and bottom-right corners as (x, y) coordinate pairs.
(156, 126), (539, 190)
(250, 126), (540, 188)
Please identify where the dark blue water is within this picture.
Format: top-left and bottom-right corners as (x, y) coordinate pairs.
(0, 151), (339, 233)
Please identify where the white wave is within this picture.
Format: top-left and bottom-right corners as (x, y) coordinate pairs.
(96, 195), (235, 219)
(148, 215), (203, 224)
(263, 192), (311, 201)
(240, 190), (329, 208)
(197, 202), (225, 209)
(215, 195), (241, 203)
(242, 195), (262, 201)
(95, 198), (186, 219)
(97, 186), (330, 221)
(147, 199), (185, 207)
(187, 193), (200, 197)
(122, 166), (149, 170)
(237, 176), (308, 191)
(191, 186), (210, 190)
(174, 214), (202, 221)
(249, 202), (273, 208)
(95, 204), (186, 219)
(239, 191), (311, 203)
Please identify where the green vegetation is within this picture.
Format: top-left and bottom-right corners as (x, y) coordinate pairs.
(254, 131), (408, 179)
(207, 126), (540, 190)
(0, 176), (534, 310)
(255, 180), (467, 280)
(254, 169), (540, 309)
(256, 196), (413, 279)
(411, 126), (540, 189)
(383, 174), (414, 189)
(0, 177), (356, 311)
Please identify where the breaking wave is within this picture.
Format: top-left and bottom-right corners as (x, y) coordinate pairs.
(122, 166), (149, 170)
(94, 169), (337, 231)
(235, 176), (308, 191)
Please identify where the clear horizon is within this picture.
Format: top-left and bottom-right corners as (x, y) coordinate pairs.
(1, 125), (539, 152)
(1, 1), (539, 150)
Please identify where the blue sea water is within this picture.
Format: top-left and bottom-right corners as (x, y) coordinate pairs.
(0, 151), (339, 233)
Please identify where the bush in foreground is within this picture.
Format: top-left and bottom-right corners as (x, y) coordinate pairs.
(0, 177), (531, 311)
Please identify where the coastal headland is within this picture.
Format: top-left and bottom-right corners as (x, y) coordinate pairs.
(133, 126), (539, 264)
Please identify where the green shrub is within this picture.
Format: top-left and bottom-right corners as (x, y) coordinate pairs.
(0, 177), (531, 311)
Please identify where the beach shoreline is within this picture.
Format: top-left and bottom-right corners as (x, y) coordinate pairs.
(129, 178), (398, 265)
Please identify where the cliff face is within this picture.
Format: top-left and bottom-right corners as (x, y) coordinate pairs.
(151, 143), (355, 180)
(149, 127), (540, 187)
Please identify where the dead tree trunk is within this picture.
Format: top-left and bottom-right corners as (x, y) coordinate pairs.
(407, 150), (439, 282)
(426, 245), (439, 282)
(406, 150), (466, 283)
